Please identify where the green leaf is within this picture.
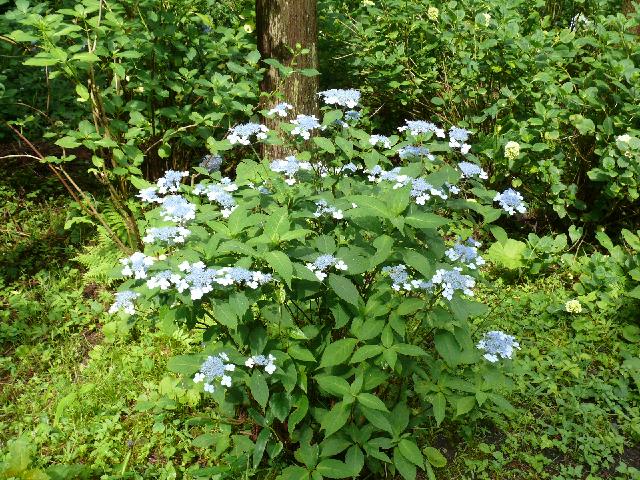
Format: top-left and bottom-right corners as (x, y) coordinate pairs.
(431, 392), (446, 426)
(424, 447), (447, 468)
(192, 433), (216, 448)
(434, 331), (462, 368)
(24, 55), (60, 67)
(253, 428), (270, 468)
(270, 392), (292, 422)
(288, 345), (316, 362)
(360, 406), (394, 434)
(72, 52), (100, 62)
(315, 459), (353, 479)
(322, 109), (343, 126)
(316, 375), (351, 397)
(405, 212), (449, 230)
(357, 393), (388, 411)
(320, 402), (350, 438)
(250, 371), (269, 409)
(455, 396), (476, 416)
(486, 239), (526, 269)
(213, 302), (238, 330)
(75, 84), (89, 102)
(313, 137), (335, 153)
(276, 465), (310, 480)
(167, 355), (201, 376)
(398, 439), (424, 468)
(319, 338), (358, 368)
(394, 344), (427, 356)
(55, 136), (81, 149)
(328, 274), (362, 307)
(288, 396), (309, 435)
(393, 447), (417, 480)
(264, 251), (293, 286)
(350, 345), (383, 363)
(264, 207), (290, 242)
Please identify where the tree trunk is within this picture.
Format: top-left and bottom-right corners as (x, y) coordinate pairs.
(256, 0), (319, 158)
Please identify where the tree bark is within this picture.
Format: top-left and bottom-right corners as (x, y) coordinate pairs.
(256, 0), (319, 158)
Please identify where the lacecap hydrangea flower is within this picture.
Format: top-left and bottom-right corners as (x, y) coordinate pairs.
(109, 290), (140, 315)
(193, 353), (236, 393)
(156, 170), (189, 194)
(369, 134), (391, 149)
(398, 120), (445, 138)
(193, 178), (238, 218)
(428, 267), (475, 300)
(291, 114), (323, 140)
(494, 188), (527, 215)
(146, 270), (179, 290)
(476, 331), (520, 363)
(398, 145), (434, 161)
(314, 199), (343, 219)
(228, 123), (268, 145)
(270, 156), (312, 185)
(445, 238), (485, 270)
(458, 161), (488, 180)
(317, 89), (361, 108)
(382, 265), (417, 291)
(120, 252), (155, 279)
(448, 126), (471, 154)
(306, 254), (347, 281)
(267, 102), (293, 117)
(160, 195), (197, 223)
(137, 187), (162, 204)
(143, 226), (191, 244)
(245, 354), (277, 375)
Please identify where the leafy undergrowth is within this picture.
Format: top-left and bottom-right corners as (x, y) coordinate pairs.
(1, 167), (639, 479)
(435, 275), (640, 480)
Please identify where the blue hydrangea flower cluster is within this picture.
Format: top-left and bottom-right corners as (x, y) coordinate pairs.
(200, 154), (223, 173)
(160, 195), (196, 223)
(120, 252), (155, 279)
(494, 188), (527, 215)
(142, 226), (191, 244)
(398, 145), (434, 160)
(193, 353), (236, 393)
(109, 290), (140, 315)
(193, 178), (238, 218)
(476, 331), (520, 363)
(318, 89), (361, 108)
(445, 238), (485, 270)
(306, 254), (348, 281)
(410, 177), (448, 205)
(369, 134), (391, 149)
(267, 102), (293, 117)
(270, 156), (312, 185)
(137, 187), (163, 204)
(345, 110), (361, 121)
(314, 199), (344, 220)
(366, 165), (408, 187)
(228, 123), (269, 145)
(340, 162), (359, 173)
(146, 270), (178, 290)
(448, 127), (471, 154)
(398, 120), (445, 138)
(458, 161), (488, 180)
(382, 265), (416, 291)
(291, 114), (323, 140)
(172, 261), (273, 300)
(156, 170), (189, 194)
(428, 267), (476, 300)
(245, 354), (277, 375)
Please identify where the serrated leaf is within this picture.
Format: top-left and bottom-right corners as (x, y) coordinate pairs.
(320, 402), (350, 438)
(288, 395), (309, 435)
(319, 338), (358, 368)
(357, 393), (388, 411)
(313, 137), (335, 153)
(316, 375), (351, 397)
(350, 345), (383, 363)
(405, 212), (448, 230)
(398, 439), (424, 468)
(393, 447), (417, 480)
(434, 331), (462, 368)
(328, 274), (362, 307)
(250, 371), (269, 409)
(167, 355), (201, 376)
(264, 251), (293, 286)
(431, 392), (446, 426)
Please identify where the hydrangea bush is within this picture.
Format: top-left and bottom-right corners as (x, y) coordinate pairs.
(109, 90), (525, 478)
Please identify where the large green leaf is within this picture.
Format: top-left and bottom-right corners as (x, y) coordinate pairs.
(319, 338), (358, 368)
(264, 251), (293, 286)
(486, 239), (526, 269)
(328, 274), (362, 307)
(405, 212), (449, 229)
(250, 371), (269, 409)
(434, 331), (462, 368)
(320, 401), (350, 438)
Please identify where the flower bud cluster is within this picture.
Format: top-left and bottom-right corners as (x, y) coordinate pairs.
(445, 237), (485, 270)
